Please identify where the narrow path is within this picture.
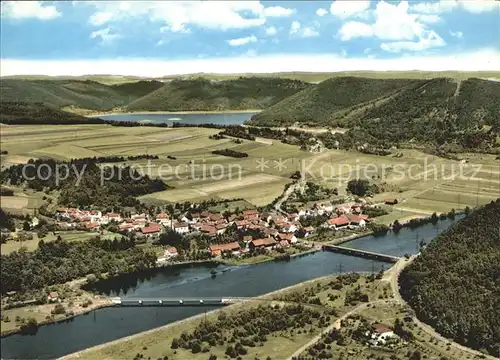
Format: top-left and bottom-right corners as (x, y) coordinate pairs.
(454, 79), (462, 98)
(287, 299), (396, 360)
(388, 257), (499, 360)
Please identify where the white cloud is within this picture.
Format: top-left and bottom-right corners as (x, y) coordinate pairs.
(227, 35), (257, 46)
(459, 0), (500, 13)
(90, 27), (121, 45)
(301, 27), (320, 38)
(338, 1), (446, 52)
(290, 21), (320, 38)
(3, 49), (499, 77)
(263, 6), (295, 17)
(416, 14), (441, 23)
(77, 1), (295, 32)
(381, 30), (445, 52)
(244, 49), (258, 57)
(265, 26), (277, 36)
(410, 0), (500, 14)
(450, 30), (464, 39)
(339, 21), (374, 41)
(1, 1), (61, 20)
(289, 21), (301, 35)
(330, 0), (372, 19)
(316, 8), (328, 17)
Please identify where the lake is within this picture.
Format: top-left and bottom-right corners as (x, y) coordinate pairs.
(95, 112), (259, 126)
(0, 216), (463, 359)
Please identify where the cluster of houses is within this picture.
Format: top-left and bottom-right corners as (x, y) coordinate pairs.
(55, 200), (376, 260)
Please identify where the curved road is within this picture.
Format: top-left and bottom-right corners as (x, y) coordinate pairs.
(289, 257), (499, 360)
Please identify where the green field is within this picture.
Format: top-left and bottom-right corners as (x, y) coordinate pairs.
(1, 124), (498, 211)
(1, 230), (120, 255)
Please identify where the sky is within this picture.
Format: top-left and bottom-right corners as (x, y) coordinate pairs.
(1, 0), (499, 76)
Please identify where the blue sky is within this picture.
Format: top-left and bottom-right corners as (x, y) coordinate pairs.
(1, 1), (499, 76)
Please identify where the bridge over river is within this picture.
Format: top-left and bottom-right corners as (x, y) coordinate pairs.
(109, 297), (252, 307)
(322, 244), (401, 263)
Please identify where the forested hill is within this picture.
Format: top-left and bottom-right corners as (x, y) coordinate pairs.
(0, 102), (105, 125)
(249, 77), (500, 128)
(247, 77), (423, 126)
(125, 77), (311, 111)
(399, 199), (500, 357)
(249, 77), (500, 151)
(0, 79), (164, 111)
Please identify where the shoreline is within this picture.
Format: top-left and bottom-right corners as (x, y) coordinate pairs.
(58, 271), (374, 360)
(85, 109), (262, 117)
(1, 298), (113, 338)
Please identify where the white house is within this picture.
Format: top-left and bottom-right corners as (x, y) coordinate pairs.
(164, 247), (179, 259)
(173, 222), (189, 234)
(156, 213), (172, 227)
(366, 324), (395, 346)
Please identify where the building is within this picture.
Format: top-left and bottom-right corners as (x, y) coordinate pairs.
(47, 292), (59, 303)
(347, 215), (366, 228)
(155, 213), (171, 227)
(164, 247), (178, 259)
(277, 232), (297, 244)
(384, 198), (398, 205)
(366, 324), (395, 346)
(209, 242), (240, 257)
(249, 238), (277, 250)
(173, 222), (190, 234)
(200, 225), (217, 236)
(326, 216), (350, 230)
(140, 223), (162, 238)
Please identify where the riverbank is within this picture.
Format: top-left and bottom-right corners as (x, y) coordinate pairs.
(81, 109), (262, 117)
(59, 271), (381, 360)
(0, 294), (113, 338)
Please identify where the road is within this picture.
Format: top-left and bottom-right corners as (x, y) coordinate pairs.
(386, 256), (499, 360)
(289, 257), (499, 360)
(275, 180), (303, 214)
(287, 299), (396, 360)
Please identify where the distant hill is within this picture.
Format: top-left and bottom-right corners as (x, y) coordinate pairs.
(400, 200), (500, 357)
(6, 71), (498, 84)
(248, 77), (422, 126)
(0, 79), (163, 111)
(126, 77), (311, 112)
(0, 102), (105, 125)
(249, 77), (500, 151)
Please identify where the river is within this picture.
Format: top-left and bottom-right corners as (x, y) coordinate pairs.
(0, 216), (463, 359)
(95, 112), (258, 126)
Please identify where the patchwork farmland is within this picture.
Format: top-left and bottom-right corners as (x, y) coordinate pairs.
(1, 124), (498, 213)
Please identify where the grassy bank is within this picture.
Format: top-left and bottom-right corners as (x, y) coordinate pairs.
(60, 273), (392, 360)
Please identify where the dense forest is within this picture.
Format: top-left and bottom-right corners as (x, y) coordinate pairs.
(248, 77), (421, 126)
(1, 159), (168, 208)
(0, 102), (106, 125)
(0, 236), (157, 294)
(399, 199), (500, 357)
(249, 77), (500, 152)
(0, 79), (163, 110)
(126, 77), (311, 111)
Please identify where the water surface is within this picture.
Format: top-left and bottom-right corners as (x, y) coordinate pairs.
(0, 216), (463, 359)
(96, 112), (258, 126)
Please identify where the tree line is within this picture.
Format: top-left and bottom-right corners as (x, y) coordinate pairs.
(1, 236), (157, 294)
(399, 199), (500, 356)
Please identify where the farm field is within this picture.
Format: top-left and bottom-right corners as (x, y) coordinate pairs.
(0, 230), (119, 255)
(1, 124), (498, 211)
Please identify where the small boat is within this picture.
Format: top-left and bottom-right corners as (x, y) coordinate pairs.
(167, 117), (182, 121)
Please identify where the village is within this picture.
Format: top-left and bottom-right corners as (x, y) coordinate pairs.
(50, 198), (393, 264)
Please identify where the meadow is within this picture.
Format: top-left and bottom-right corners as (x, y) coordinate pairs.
(1, 124), (498, 215)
